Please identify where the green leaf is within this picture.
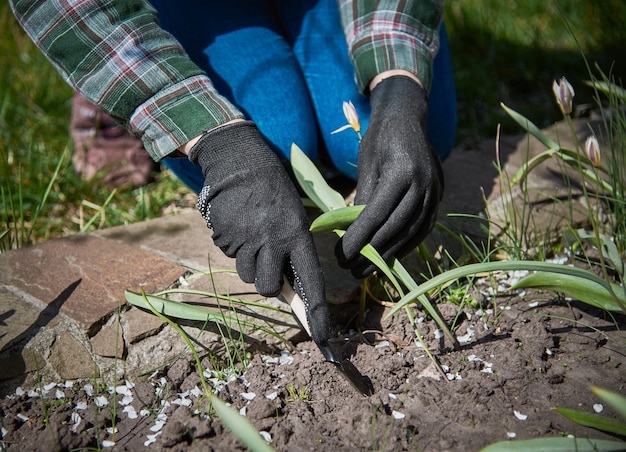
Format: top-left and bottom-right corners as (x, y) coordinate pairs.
(584, 79), (626, 101)
(333, 229), (402, 291)
(511, 272), (625, 312)
(577, 229), (626, 279)
(290, 143), (346, 212)
(124, 290), (289, 344)
(510, 148), (560, 186)
(591, 386), (626, 421)
(555, 407), (626, 436)
(387, 261), (616, 318)
(480, 437), (626, 452)
(501, 103), (560, 150)
(309, 205), (365, 232)
(211, 396), (275, 452)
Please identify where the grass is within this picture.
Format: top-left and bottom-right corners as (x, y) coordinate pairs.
(0, 2), (193, 252)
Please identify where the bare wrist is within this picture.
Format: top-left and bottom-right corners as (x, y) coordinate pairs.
(368, 70), (423, 92)
(178, 118), (245, 155)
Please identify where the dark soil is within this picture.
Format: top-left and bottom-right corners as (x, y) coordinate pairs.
(1, 275), (625, 451)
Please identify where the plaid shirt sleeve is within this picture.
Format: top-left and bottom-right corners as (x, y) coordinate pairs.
(338, 0), (444, 94)
(9, 0), (243, 160)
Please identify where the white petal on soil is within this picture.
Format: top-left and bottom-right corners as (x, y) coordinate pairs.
(43, 382), (56, 393)
(514, 410), (528, 420)
(150, 420), (166, 432)
(140, 409), (151, 416)
(434, 329), (444, 339)
(457, 326), (475, 343)
(101, 440), (115, 448)
(260, 431), (272, 442)
(190, 386), (203, 398)
(75, 401), (87, 411)
(375, 340), (390, 349)
(241, 392), (256, 401)
(240, 406), (247, 416)
(123, 406), (138, 419)
(593, 404), (604, 413)
(84, 384), (94, 397)
(392, 410), (406, 420)
(266, 391), (278, 401)
(15, 387), (24, 397)
(279, 350), (294, 365)
(172, 397), (192, 407)
(261, 355), (279, 365)
(2, 426), (8, 438)
(115, 385), (131, 396)
(17, 413), (29, 422)
(106, 427), (118, 435)
(388, 393), (398, 400)
(55, 389), (65, 399)
(507, 432), (516, 439)
(26, 389), (39, 397)
(119, 394), (134, 406)
(528, 301), (539, 308)
(95, 396), (109, 407)
(144, 432), (161, 446)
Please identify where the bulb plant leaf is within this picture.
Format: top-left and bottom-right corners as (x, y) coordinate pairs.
(290, 143), (346, 212)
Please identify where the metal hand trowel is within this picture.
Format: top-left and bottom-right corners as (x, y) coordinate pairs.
(279, 279), (374, 397)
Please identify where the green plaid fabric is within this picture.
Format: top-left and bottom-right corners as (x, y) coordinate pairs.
(10, 0), (442, 160)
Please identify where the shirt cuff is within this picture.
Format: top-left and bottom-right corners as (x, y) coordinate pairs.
(351, 30), (438, 96)
(129, 75), (244, 160)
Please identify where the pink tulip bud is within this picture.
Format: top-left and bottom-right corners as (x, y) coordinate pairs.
(552, 77), (575, 115)
(584, 135), (601, 167)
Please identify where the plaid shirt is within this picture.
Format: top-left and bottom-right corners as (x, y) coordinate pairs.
(10, 0), (442, 160)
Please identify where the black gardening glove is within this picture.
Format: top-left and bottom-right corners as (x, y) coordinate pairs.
(189, 121), (331, 344)
(336, 76), (444, 278)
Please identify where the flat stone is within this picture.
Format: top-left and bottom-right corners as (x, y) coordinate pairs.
(90, 320), (125, 358)
(96, 209), (361, 305)
(48, 332), (95, 380)
(0, 234), (185, 334)
(0, 287), (54, 351)
(124, 307), (165, 344)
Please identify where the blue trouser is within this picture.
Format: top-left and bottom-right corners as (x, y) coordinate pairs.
(154, 0), (457, 193)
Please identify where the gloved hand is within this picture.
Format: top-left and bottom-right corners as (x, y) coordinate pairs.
(189, 121), (331, 344)
(336, 76), (444, 278)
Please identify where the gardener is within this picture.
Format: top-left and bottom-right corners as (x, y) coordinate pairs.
(9, 0), (456, 349)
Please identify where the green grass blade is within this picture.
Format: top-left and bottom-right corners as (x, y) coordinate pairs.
(25, 144), (69, 245)
(480, 437), (626, 452)
(387, 261), (616, 318)
(510, 272), (625, 312)
(501, 103), (560, 150)
(591, 386), (626, 421)
(510, 149), (560, 186)
(391, 258), (459, 350)
(211, 396), (275, 452)
(309, 205), (364, 233)
(555, 407), (626, 436)
(80, 189), (116, 233)
(290, 143), (346, 212)
(584, 79), (626, 101)
(124, 290), (289, 344)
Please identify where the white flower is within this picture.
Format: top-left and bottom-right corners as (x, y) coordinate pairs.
(552, 77), (575, 115)
(331, 101), (361, 135)
(584, 136), (601, 167)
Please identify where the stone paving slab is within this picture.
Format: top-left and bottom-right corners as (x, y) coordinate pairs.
(0, 234), (185, 334)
